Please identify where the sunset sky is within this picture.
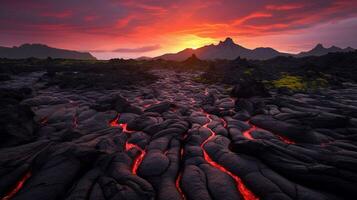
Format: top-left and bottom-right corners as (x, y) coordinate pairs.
(1, 0), (357, 59)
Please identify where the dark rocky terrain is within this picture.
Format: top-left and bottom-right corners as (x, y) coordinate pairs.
(0, 56), (356, 200)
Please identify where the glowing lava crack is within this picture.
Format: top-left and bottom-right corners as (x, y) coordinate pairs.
(125, 142), (146, 175)
(175, 147), (186, 200)
(243, 121), (295, 144)
(109, 114), (134, 133)
(1, 171), (31, 200)
(201, 113), (259, 200)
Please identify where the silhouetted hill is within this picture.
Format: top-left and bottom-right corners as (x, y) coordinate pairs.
(0, 44), (96, 60)
(156, 38), (356, 61)
(296, 44), (354, 57)
(156, 37), (290, 61)
(136, 56), (152, 61)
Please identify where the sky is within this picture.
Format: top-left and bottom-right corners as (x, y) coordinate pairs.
(0, 0), (357, 59)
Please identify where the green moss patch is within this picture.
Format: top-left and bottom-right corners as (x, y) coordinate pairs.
(269, 74), (328, 91)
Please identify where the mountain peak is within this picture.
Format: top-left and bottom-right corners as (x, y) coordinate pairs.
(219, 37), (235, 46)
(220, 37), (235, 45)
(314, 43), (325, 49)
(224, 37), (234, 43)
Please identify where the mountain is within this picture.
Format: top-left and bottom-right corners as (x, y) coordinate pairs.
(156, 38), (356, 61)
(156, 37), (290, 61)
(0, 44), (96, 60)
(296, 44), (355, 57)
(136, 56), (152, 60)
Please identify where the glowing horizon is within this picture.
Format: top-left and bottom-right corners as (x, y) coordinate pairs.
(1, 1), (357, 59)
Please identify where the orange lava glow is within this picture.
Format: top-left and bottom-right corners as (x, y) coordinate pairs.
(200, 113), (259, 200)
(125, 142), (146, 175)
(244, 121), (295, 144)
(1, 171), (31, 200)
(175, 147), (186, 200)
(119, 123), (134, 133)
(175, 173), (186, 200)
(109, 114), (134, 133)
(109, 115), (120, 127)
(221, 118), (227, 128)
(202, 150), (258, 200)
(242, 124), (258, 140)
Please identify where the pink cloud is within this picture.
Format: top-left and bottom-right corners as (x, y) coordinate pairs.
(1, 0), (357, 59)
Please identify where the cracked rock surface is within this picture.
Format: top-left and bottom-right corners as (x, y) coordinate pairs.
(0, 69), (356, 200)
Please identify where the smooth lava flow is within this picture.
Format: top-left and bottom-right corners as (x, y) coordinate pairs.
(200, 113), (259, 200)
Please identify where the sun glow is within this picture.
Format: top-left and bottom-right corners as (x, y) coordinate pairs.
(168, 35), (217, 52)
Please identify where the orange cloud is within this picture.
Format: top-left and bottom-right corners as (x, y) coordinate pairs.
(1, 1), (357, 59)
(233, 12), (272, 25)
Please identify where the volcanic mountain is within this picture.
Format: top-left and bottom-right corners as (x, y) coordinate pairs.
(156, 37), (290, 61)
(156, 37), (355, 61)
(0, 44), (96, 60)
(296, 43), (355, 57)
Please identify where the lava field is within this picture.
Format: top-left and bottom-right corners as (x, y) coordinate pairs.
(1, 69), (357, 200)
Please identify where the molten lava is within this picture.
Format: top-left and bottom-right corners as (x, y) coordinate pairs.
(221, 118), (227, 128)
(109, 115), (120, 127)
(200, 113), (259, 200)
(125, 142), (146, 175)
(202, 151), (258, 200)
(119, 123), (133, 133)
(242, 124), (258, 140)
(1, 171), (31, 200)
(109, 114), (134, 133)
(175, 173), (186, 200)
(244, 121), (295, 144)
(175, 147), (186, 200)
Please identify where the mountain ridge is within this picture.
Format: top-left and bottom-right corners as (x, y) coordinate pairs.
(296, 43), (354, 57)
(0, 44), (96, 60)
(155, 37), (355, 61)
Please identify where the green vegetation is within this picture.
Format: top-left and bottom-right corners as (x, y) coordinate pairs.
(272, 74), (306, 90)
(243, 68), (253, 75)
(268, 74), (328, 91)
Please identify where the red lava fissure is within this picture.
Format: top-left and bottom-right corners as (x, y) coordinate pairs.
(201, 113), (259, 200)
(243, 121), (295, 144)
(1, 171), (31, 200)
(175, 147), (186, 200)
(125, 142), (146, 175)
(109, 114), (134, 133)
(111, 114), (144, 175)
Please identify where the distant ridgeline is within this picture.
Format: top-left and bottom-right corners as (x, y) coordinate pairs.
(0, 44), (96, 60)
(155, 37), (355, 61)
